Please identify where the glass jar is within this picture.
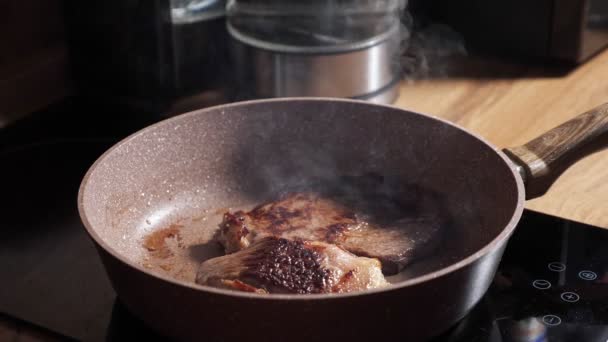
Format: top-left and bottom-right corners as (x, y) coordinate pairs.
(171, 0), (226, 24)
(227, 0), (406, 47)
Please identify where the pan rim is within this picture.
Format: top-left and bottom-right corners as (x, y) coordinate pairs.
(78, 97), (525, 301)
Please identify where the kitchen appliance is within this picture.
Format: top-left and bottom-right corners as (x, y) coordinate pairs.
(1, 99), (607, 340)
(227, 0), (406, 103)
(424, 0), (608, 63)
(75, 98), (607, 341)
(65, 0), (231, 113)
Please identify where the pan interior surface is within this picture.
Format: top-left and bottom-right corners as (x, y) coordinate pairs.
(79, 99), (522, 293)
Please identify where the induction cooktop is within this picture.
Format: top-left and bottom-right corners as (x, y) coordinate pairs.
(1, 98), (607, 341)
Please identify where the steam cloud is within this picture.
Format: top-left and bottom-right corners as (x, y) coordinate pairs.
(399, 10), (467, 80)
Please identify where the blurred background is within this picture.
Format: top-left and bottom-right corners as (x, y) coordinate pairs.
(1, 1), (608, 341)
(2, 0), (607, 126)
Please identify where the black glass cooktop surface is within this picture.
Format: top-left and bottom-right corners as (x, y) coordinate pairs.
(1, 98), (607, 341)
(434, 211), (608, 342)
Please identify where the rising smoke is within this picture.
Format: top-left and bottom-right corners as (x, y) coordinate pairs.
(399, 7), (467, 80)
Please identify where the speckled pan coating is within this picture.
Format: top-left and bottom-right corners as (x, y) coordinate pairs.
(78, 98), (524, 341)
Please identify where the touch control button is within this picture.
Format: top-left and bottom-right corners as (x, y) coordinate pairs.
(542, 315), (562, 326)
(548, 262), (566, 272)
(560, 291), (580, 303)
(578, 270), (597, 281)
(532, 279), (551, 290)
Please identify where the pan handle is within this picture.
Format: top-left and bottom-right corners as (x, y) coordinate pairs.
(503, 103), (608, 188)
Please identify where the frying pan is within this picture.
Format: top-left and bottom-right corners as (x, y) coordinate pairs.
(78, 98), (608, 341)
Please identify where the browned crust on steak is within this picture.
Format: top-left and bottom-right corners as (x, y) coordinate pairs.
(240, 237), (331, 294)
(197, 236), (389, 294)
(216, 174), (446, 279)
(324, 223), (350, 243)
(248, 193), (356, 235)
(217, 193), (359, 254)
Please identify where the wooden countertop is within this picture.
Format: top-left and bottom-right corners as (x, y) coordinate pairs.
(394, 49), (608, 229)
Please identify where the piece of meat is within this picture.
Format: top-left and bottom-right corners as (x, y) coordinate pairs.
(196, 237), (389, 294)
(218, 191), (443, 275)
(218, 193), (356, 253)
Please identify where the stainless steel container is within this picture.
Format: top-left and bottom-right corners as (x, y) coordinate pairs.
(230, 23), (401, 103)
(227, 0), (405, 104)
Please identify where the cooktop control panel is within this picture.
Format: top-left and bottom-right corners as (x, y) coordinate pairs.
(439, 211), (608, 342)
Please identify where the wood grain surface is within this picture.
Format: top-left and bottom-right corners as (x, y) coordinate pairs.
(504, 103), (608, 185)
(395, 49), (608, 229)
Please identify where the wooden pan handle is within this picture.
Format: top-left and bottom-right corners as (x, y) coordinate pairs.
(503, 103), (608, 185)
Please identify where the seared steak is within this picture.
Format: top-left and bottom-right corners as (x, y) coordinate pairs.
(196, 236), (388, 294)
(218, 188), (443, 275)
(218, 193), (356, 253)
